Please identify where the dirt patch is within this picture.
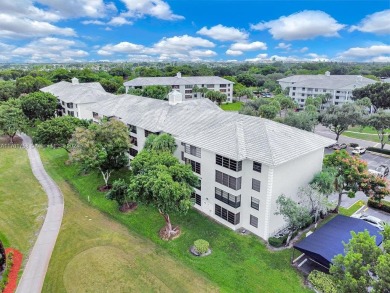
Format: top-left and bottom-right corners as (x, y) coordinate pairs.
(119, 202), (138, 213)
(0, 135), (23, 145)
(97, 185), (112, 192)
(159, 226), (181, 241)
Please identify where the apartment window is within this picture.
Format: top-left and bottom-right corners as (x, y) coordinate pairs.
(185, 90), (192, 94)
(185, 85), (193, 89)
(220, 89), (227, 92)
(323, 89), (326, 92)
(308, 88), (313, 91)
(336, 91), (340, 93)
(293, 87), (296, 90)
(301, 94), (305, 97)
(196, 179), (201, 191)
(215, 187), (241, 208)
(206, 84), (214, 88)
(250, 215), (258, 228)
(183, 143), (201, 158)
(315, 89), (318, 92)
(67, 102), (73, 109)
(68, 111), (74, 117)
(192, 193), (201, 206)
(130, 136), (138, 146)
(61, 101), (65, 105)
(292, 92), (296, 96)
(215, 204), (240, 225)
(215, 170), (241, 190)
(251, 197), (260, 210)
(252, 179), (261, 192)
(184, 158), (201, 174)
(129, 148), (138, 157)
(302, 87), (306, 90)
(300, 99), (304, 102)
(172, 85), (180, 89)
(185, 95), (192, 99)
(93, 112), (99, 119)
(145, 130), (158, 137)
(216, 154), (242, 172)
(128, 124), (137, 134)
(253, 162), (262, 173)
(335, 102), (339, 105)
(336, 96), (339, 99)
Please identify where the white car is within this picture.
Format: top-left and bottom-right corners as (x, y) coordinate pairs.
(352, 213), (385, 230)
(369, 165), (389, 178)
(352, 146), (366, 155)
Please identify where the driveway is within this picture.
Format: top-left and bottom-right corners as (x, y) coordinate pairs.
(358, 206), (390, 224)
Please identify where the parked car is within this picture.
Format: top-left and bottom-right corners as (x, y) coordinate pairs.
(369, 165), (389, 177)
(333, 143), (347, 150)
(326, 143), (336, 149)
(352, 146), (366, 155)
(352, 214), (385, 230)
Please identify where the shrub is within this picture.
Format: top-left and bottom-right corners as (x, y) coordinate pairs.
(367, 147), (390, 156)
(350, 143), (359, 148)
(0, 251), (14, 290)
(194, 239), (209, 254)
(308, 270), (337, 293)
(268, 237), (285, 247)
(368, 198), (390, 213)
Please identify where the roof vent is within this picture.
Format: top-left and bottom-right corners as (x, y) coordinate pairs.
(168, 90), (183, 105)
(325, 71), (330, 76)
(176, 72), (182, 78)
(71, 77), (79, 84)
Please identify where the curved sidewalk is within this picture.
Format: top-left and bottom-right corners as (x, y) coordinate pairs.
(16, 134), (64, 293)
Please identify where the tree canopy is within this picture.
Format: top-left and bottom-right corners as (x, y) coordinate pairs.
(20, 92), (58, 121)
(0, 99), (27, 143)
(365, 109), (390, 149)
(352, 83), (390, 111)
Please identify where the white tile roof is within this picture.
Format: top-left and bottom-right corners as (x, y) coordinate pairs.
(123, 76), (234, 87)
(41, 81), (114, 104)
(87, 95), (334, 166)
(278, 75), (377, 90)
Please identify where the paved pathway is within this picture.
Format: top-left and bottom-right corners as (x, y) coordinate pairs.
(16, 134), (64, 293)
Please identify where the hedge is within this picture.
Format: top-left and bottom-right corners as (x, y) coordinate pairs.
(367, 198), (390, 213)
(268, 230), (299, 248)
(308, 270), (337, 293)
(367, 147), (390, 156)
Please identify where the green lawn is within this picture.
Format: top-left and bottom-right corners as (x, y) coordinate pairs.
(220, 102), (243, 111)
(41, 148), (310, 293)
(0, 148), (47, 268)
(343, 126), (389, 144)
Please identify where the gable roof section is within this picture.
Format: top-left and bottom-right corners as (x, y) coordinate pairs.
(87, 95), (334, 166)
(41, 81), (113, 104)
(123, 76), (234, 87)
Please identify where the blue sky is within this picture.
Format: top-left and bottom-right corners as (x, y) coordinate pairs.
(0, 0), (389, 63)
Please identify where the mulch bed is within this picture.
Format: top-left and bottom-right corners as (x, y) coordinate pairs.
(3, 248), (23, 293)
(159, 226), (181, 241)
(119, 202), (138, 213)
(97, 185), (112, 192)
(0, 135), (23, 145)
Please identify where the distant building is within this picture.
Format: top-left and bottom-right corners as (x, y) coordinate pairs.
(278, 72), (377, 109)
(41, 77), (114, 118)
(123, 72), (234, 102)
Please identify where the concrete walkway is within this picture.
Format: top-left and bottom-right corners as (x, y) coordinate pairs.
(16, 134), (64, 293)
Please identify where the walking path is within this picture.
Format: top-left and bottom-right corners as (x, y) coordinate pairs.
(16, 134), (64, 293)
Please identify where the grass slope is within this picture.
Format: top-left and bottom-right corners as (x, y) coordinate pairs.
(220, 102), (243, 111)
(41, 148), (310, 293)
(42, 155), (216, 292)
(0, 148), (46, 267)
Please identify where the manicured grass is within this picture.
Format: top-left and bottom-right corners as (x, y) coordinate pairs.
(347, 126), (390, 135)
(42, 154), (216, 292)
(220, 102), (243, 111)
(41, 148), (310, 293)
(0, 148), (47, 265)
(339, 200), (365, 216)
(342, 132), (381, 143)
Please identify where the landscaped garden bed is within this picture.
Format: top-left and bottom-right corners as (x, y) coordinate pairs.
(0, 248), (23, 293)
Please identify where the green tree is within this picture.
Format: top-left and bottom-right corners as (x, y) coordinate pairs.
(0, 99), (27, 143)
(143, 133), (176, 153)
(310, 167), (337, 195)
(16, 75), (52, 95)
(20, 92), (57, 121)
(0, 80), (17, 101)
(275, 194), (311, 232)
(69, 119), (131, 187)
(106, 179), (135, 210)
(259, 104), (279, 119)
(275, 95), (295, 115)
(236, 88), (254, 100)
(352, 83), (390, 112)
(34, 116), (90, 151)
(320, 103), (362, 141)
(236, 73), (257, 87)
(206, 90), (227, 105)
(283, 111), (318, 132)
(298, 184), (333, 223)
(305, 97), (322, 109)
(365, 110), (390, 149)
(142, 85), (170, 100)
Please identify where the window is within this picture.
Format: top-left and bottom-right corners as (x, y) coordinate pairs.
(215, 187), (241, 208)
(251, 197), (260, 210)
(292, 92), (295, 96)
(93, 112), (99, 119)
(253, 162), (262, 173)
(215, 204), (240, 225)
(129, 148), (138, 157)
(185, 90), (192, 94)
(336, 91), (340, 93)
(300, 99), (304, 102)
(220, 89), (226, 92)
(216, 154), (242, 172)
(145, 130), (158, 137)
(192, 193), (201, 206)
(302, 87), (306, 90)
(183, 143), (201, 158)
(336, 96), (339, 99)
(67, 102), (73, 109)
(293, 87), (296, 90)
(185, 95), (192, 99)
(323, 89), (326, 92)
(301, 94), (305, 97)
(185, 85), (193, 89)
(128, 124), (137, 134)
(216, 170), (241, 190)
(196, 179), (201, 190)
(130, 136), (138, 146)
(206, 84), (214, 88)
(68, 111), (74, 117)
(252, 179), (261, 192)
(220, 84), (227, 88)
(335, 102), (339, 105)
(250, 215), (258, 228)
(315, 89), (318, 92)
(61, 101), (65, 105)
(172, 85), (179, 89)
(184, 158), (201, 174)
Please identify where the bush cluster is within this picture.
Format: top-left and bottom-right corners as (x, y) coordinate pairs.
(268, 230), (299, 248)
(368, 198), (390, 213)
(0, 251), (14, 291)
(194, 239), (209, 254)
(367, 147), (390, 156)
(308, 270), (337, 293)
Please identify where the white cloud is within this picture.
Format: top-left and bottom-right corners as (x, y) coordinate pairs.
(107, 16), (133, 26)
(146, 35), (215, 54)
(251, 10), (345, 40)
(0, 13), (75, 38)
(226, 49), (243, 56)
(119, 0), (184, 21)
(82, 20), (106, 25)
(98, 42), (145, 55)
(370, 56), (390, 62)
(300, 47), (309, 53)
(340, 44), (390, 58)
(197, 24), (248, 41)
(230, 41), (267, 51)
(350, 10), (390, 35)
(245, 53), (268, 62)
(189, 49), (217, 58)
(276, 42), (291, 50)
(306, 53), (329, 61)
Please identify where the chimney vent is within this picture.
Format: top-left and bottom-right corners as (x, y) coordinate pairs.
(72, 77), (79, 84)
(168, 90), (183, 105)
(325, 71), (330, 76)
(176, 72), (182, 78)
